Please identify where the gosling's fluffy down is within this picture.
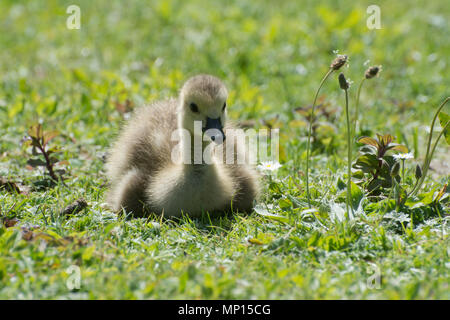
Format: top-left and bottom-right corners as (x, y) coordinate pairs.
(105, 74), (260, 217)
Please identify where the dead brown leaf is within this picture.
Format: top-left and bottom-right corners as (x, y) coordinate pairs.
(0, 177), (21, 193)
(2, 217), (19, 228)
(21, 227), (34, 241)
(60, 198), (88, 216)
(115, 99), (134, 114)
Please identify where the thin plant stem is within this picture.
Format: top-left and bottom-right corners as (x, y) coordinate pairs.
(305, 68), (334, 208)
(394, 179), (400, 211)
(413, 120), (449, 195)
(383, 186), (394, 215)
(344, 88), (352, 217)
(405, 175), (421, 202)
(37, 144), (58, 181)
(428, 121), (449, 165)
(354, 78), (365, 135)
(401, 159), (405, 184)
(411, 97), (449, 195)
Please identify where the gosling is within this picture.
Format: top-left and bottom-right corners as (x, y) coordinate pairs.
(105, 74), (260, 217)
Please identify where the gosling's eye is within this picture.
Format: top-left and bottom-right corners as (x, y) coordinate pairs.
(189, 103), (199, 113)
(222, 102), (227, 111)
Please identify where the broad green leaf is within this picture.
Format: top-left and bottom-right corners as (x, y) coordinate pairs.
(353, 154), (378, 173)
(27, 158), (47, 167)
(380, 178), (393, 188)
(389, 144), (409, 153)
(376, 133), (383, 144)
(367, 179), (382, 192)
(278, 198), (292, 210)
(359, 145), (377, 155)
(350, 182), (363, 210)
(358, 136), (378, 147)
(301, 208), (319, 214)
(43, 130), (59, 147)
(351, 170), (364, 179)
(382, 134), (394, 146)
(253, 205), (289, 223)
(28, 124), (43, 140)
(405, 188), (438, 206)
(337, 178), (346, 191)
(285, 194), (307, 208)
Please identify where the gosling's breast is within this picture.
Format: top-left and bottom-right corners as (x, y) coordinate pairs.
(146, 164), (235, 217)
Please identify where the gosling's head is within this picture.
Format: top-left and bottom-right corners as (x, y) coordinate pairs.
(179, 74), (228, 143)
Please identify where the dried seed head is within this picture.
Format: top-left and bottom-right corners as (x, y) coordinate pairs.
(415, 164), (422, 180)
(391, 162), (400, 177)
(338, 73), (349, 90)
(365, 65), (382, 79)
(331, 54), (348, 70)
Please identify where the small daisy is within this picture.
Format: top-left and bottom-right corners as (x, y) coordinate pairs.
(393, 152), (414, 182)
(257, 161), (282, 172)
(393, 152), (414, 160)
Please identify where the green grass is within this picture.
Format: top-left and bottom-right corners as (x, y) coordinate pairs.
(0, 0), (449, 299)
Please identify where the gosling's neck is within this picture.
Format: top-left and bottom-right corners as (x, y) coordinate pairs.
(179, 132), (217, 168)
(177, 110), (218, 168)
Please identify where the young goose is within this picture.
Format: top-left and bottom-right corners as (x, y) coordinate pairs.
(105, 74), (260, 217)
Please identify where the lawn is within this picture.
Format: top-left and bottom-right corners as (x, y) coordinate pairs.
(0, 0), (449, 299)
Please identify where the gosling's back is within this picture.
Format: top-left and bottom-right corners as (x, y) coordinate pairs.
(105, 99), (179, 213)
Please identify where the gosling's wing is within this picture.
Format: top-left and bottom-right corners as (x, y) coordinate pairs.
(105, 98), (178, 182)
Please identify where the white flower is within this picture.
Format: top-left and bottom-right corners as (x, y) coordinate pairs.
(393, 152), (414, 160)
(257, 161), (282, 172)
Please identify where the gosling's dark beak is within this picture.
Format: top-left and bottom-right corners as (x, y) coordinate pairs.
(202, 117), (225, 143)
